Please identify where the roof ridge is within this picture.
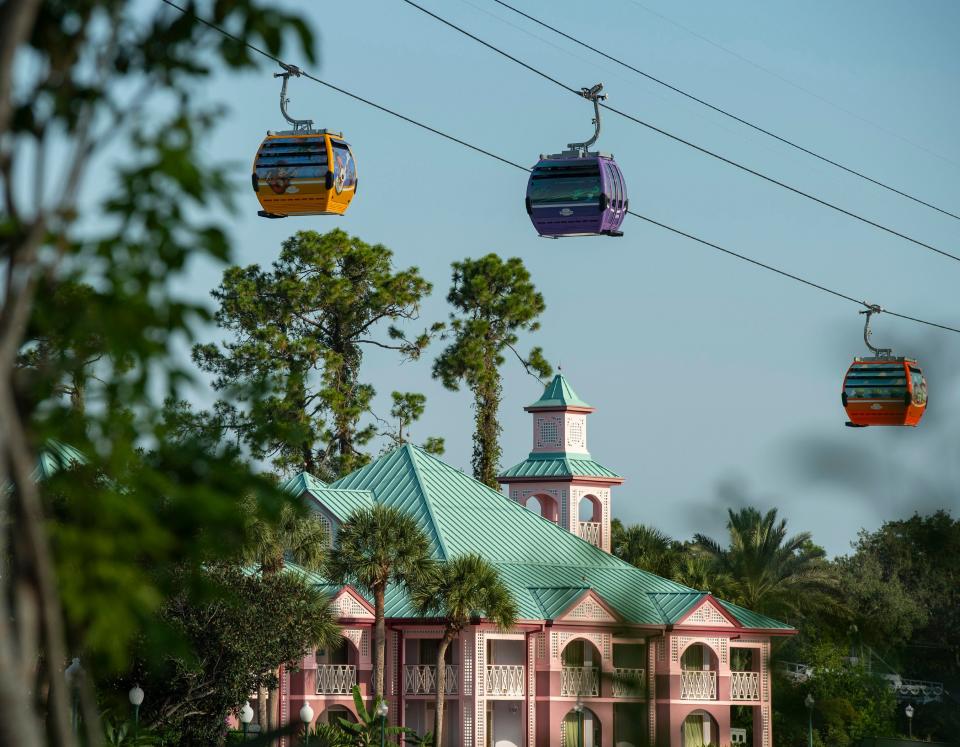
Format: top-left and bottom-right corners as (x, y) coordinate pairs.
(405, 444), (450, 561)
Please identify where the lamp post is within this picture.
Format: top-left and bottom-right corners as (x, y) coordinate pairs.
(64, 658), (84, 735)
(804, 693), (815, 747)
(905, 704), (914, 739)
(376, 700), (389, 747)
(239, 701), (254, 740)
(299, 702), (314, 746)
(573, 698), (584, 747)
(128, 684), (144, 735)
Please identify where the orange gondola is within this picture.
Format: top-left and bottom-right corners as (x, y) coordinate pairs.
(252, 64), (357, 219)
(842, 305), (927, 427)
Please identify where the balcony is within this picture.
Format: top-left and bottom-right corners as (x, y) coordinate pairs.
(731, 671), (761, 701)
(612, 667), (646, 697)
(485, 665), (525, 697)
(404, 664), (459, 696)
(680, 670), (717, 700)
(578, 521), (602, 547)
(316, 664), (356, 695)
(560, 666), (599, 696)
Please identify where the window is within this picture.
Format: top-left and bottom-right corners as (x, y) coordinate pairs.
(255, 137), (328, 180)
(330, 141), (357, 191)
(844, 363), (908, 400)
(529, 164), (602, 204)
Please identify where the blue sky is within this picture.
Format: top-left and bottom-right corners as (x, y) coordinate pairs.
(164, 0), (959, 555)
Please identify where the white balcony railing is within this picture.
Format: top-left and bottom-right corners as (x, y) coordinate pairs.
(404, 664), (459, 695)
(680, 670), (717, 700)
(730, 672), (760, 700)
(485, 665), (525, 697)
(561, 666), (599, 696)
(612, 667), (646, 697)
(578, 521), (602, 547)
(316, 664), (356, 695)
(731, 671), (761, 701)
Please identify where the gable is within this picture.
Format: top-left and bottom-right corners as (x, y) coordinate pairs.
(556, 590), (620, 624)
(675, 596), (740, 628)
(331, 587), (375, 620)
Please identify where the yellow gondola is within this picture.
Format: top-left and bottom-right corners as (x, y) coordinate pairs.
(252, 64), (357, 218)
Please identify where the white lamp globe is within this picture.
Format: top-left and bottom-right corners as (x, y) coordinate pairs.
(239, 701), (254, 725)
(128, 684), (144, 707)
(64, 657), (83, 685)
(905, 704), (915, 718)
(299, 703), (314, 725)
(376, 701), (389, 718)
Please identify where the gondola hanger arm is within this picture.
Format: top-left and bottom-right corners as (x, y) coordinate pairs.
(859, 303), (893, 358)
(567, 82), (606, 156)
(274, 63), (314, 132)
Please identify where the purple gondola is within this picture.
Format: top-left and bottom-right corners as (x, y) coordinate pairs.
(525, 84), (627, 238)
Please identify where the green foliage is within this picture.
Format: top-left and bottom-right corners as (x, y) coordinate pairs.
(610, 518), (682, 578)
(193, 229), (438, 479)
(241, 492), (330, 575)
(131, 564), (340, 744)
(102, 714), (160, 745)
(773, 644), (896, 747)
(1, 0), (321, 742)
(332, 686), (414, 746)
(379, 391), (445, 455)
(432, 254), (551, 487)
(327, 505), (434, 695)
(693, 507), (844, 622)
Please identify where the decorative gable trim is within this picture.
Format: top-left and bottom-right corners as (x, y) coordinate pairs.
(331, 586), (375, 619)
(675, 595), (740, 628)
(556, 590), (621, 624)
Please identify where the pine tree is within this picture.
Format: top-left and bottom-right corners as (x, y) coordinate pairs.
(432, 255), (551, 487)
(194, 229), (439, 479)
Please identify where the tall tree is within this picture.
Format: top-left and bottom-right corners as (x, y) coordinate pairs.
(411, 553), (517, 745)
(193, 229), (438, 480)
(0, 1), (316, 742)
(432, 255), (551, 487)
(327, 505), (434, 696)
(694, 507), (843, 621)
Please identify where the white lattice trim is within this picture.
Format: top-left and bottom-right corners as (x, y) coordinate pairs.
(559, 593), (617, 623)
(680, 599), (736, 627)
(342, 629), (370, 661)
(331, 589), (373, 619)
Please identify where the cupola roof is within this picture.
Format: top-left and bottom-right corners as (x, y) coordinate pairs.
(526, 373), (592, 411)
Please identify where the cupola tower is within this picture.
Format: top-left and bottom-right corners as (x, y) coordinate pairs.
(498, 373), (623, 552)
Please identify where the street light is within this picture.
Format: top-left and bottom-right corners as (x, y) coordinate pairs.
(573, 699), (584, 747)
(804, 693), (815, 747)
(299, 702), (314, 745)
(128, 684), (144, 735)
(239, 701), (254, 740)
(905, 704), (915, 739)
(376, 700), (389, 747)
(64, 658), (84, 735)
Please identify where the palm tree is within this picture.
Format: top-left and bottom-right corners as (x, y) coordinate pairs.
(411, 553), (517, 745)
(241, 494), (333, 734)
(694, 507), (842, 620)
(611, 520), (679, 578)
(327, 504), (434, 696)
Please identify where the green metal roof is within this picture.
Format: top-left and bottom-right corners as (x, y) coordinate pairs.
(718, 599), (795, 631)
(527, 373), (591, 410)
(499, 453), (622, 480)
(33, 440), (88, 481)
(287, 445), (792, 631)
(283, 472), (374, 522)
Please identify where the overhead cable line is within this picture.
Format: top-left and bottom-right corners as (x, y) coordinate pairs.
(623, 0), (960, 172)
(487, 0), (960, 223)
(399, 0), (960, 265)
(157, 0), (960, 336)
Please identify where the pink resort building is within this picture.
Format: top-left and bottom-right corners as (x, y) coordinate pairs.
(269, 374), (795, 746)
